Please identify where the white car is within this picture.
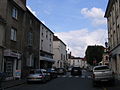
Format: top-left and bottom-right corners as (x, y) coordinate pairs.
(92, 65), (115, 86)
(27, 69), (47, 83)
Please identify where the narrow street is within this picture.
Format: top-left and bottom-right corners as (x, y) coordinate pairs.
(5, 70), (120, 90)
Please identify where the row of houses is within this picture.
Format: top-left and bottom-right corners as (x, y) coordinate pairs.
(67, 52), (87, 69)
(105, 0), (120, 79)
(0, 0), (69, 80)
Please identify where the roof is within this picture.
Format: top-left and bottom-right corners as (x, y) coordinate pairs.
(104, 0), (114, 17)
(13, 0), (26, 11)
(26, 8), (54, 34)
(53, 36), (66, 46)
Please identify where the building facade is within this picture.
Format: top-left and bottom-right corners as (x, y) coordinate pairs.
(105, 0), (120, 79)
(0, 0), (26, 79)
(21, 9), (40, 77)
(0, 0), (55, 79)
(53, 36), (67, 68)
(39, 23), (55, 69)
(101, 48), (109, 65)
(0, 16), (6, 72)
(68, 57), (83, 68)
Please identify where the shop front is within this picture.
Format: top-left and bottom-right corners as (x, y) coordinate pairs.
(4, 49), (21, 80)
(40, 56), (55, 69)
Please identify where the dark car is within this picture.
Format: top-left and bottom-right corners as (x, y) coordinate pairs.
(56, 68), (66, 75)
(41, 69), (51, 81)
(71, 67), (82, 76)
(47, 68), (57, 79)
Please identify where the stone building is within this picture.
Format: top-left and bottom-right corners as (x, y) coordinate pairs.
(0, 0), (26, 79)
(0, 0), (55, 79)
(39, 23), (55, 69)
(53, 36), (67, 68)
(105, 0), (120, 79)
(21, 8), (40, 77)
(0, 16), (6, 72)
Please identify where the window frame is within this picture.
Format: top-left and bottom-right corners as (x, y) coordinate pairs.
(11, 28), (17, 41)
(12, 7), (18, 19)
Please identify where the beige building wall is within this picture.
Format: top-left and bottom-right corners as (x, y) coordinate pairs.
(40, 24), (53, 54)
(53, 38), (67, 68)
(105, 0), (120, 79)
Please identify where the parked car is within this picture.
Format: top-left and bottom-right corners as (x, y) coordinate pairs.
(27, 69), (47, 83)
(47, 68), (57, 79)
(71, 67), (82, 76)
(41, 69), (51, 81)
(68, 67), (72, 72)
(92, 65), (115, 86)
(56, 68), (66, 75)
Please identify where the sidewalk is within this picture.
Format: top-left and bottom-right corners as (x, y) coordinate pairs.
(1, 79), (26, 89)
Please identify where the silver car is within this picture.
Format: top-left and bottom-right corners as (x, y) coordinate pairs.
(92, 65), (115, 86)
(27, 69), (46, 83)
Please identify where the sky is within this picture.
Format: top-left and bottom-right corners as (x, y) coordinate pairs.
(27, 0), (109, 57)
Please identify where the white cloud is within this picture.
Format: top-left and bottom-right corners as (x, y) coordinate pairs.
(27, 6), (37, 17)
(44, 10), (51, 15)
(55, 29), (107, 57)
(81, 7), (107, 26)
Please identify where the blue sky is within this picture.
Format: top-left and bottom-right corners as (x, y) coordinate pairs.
(27, 0), (109, 57)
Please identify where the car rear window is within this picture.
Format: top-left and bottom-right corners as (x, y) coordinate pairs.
(72, 67), (81, 70)
(94, 66), (109, 70)
(29, 70), (42, 74)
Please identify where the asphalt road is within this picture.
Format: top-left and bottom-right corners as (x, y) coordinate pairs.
(5, 70), (120, 90)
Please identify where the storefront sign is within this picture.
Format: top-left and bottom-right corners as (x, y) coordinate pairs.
(4, 49), (21, 59)
(15, 70), (21, 79)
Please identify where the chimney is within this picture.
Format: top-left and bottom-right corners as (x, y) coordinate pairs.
(20, 0), (26, 5)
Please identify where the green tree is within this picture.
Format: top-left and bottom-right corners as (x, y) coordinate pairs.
(85, 45), (104, 65)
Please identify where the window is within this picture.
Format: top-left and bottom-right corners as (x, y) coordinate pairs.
(94, 66), (109, 70)
(49, 44), (51, 52)
(12, 7), (18, 19)
(30, 19), (32, 25)
(41, 40), (43, 50)
(41, 27), (44, 37)
(11, 28), (17, 41)
(46, 31), (48, 38)
(27, 32), (33, 46)
(50, 34), (51, 41)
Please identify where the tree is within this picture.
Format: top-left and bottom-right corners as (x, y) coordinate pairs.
(85, 45), (104, 65)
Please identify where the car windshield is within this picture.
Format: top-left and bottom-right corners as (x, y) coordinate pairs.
(72, 67), (81, 70)
(94, 66), (110, 70)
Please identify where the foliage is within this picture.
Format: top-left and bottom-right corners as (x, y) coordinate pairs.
(85, 45), (104, 65)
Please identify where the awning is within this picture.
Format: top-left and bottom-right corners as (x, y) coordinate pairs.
(40, 56), (55, 63)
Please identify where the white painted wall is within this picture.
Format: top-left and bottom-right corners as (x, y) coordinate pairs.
(53, 40), (66, 68)
(39, 24), (53, 54)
